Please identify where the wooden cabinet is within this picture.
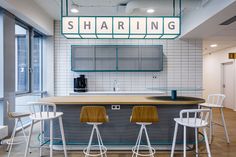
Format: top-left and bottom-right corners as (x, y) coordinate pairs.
(71, 45), (163, 72)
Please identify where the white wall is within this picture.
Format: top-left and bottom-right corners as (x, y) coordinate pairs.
(54, 21), (203, 97)
(0, 0), (54, 35)
(43, 36), (54, 96)
(203, 46), (236, 110)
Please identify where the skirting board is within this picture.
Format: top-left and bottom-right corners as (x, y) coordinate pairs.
(52, 144), (194, 151)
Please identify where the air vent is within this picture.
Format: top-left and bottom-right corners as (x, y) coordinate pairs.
(220, 16), (236, 25)
(119, 3), (127, 6)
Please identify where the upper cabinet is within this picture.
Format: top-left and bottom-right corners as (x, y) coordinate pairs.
(71, 46), (95, 71)
(95, 46), (117, 71)
(71, 45), (163, 72)
(117, 46), (139, 71)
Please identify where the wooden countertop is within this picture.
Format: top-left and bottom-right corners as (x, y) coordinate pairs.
(39, 96), (205, 105)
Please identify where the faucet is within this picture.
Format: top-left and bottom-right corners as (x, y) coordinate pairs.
(113, 80), (118, 92)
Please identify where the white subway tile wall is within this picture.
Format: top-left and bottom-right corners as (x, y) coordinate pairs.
(54, 21), (203, 97)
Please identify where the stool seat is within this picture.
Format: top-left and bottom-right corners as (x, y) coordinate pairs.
(8, 112), (30, 118)
(174, 118), (208, 128)
(130, 106), (158, 123)
(131, 106), (158, 157)
(171, 109), (212, 157)
(29, 112), (63, 120)
(80, 106), (108, 157)
(200, 103), (223, 108)
(24, 102), (67, 157)
(199, 94), (230, 144)
(6, 101), (30, 157)
(80, 106), (109, 123)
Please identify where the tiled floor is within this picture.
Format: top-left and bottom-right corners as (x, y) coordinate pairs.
(0, 108), (235, 157)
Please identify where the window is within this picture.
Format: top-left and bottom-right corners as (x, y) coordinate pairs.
(15, 23), (43, 94)
(15, 24), (43, 126)
(32, 32), (42, 92)
(15, 24), (29, 93)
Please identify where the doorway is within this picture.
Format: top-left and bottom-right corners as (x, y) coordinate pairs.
(222, 62), (235, 110)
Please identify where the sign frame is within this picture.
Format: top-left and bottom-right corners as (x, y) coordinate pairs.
(61, 16), (181, 39)
(61, 0), (182, 39)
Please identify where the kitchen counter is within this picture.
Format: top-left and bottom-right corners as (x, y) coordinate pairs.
(70, 91), (166, 96)
(40, 95), (205, 150)
(40, 95), (205, 105)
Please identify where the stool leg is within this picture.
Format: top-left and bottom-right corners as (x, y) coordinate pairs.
(195, 128), (198, 157)
(183, 126), (186, 157)
(133, 125), (144, 157)
(7, 118), (19, 157)
(86, 125), (95, 157)
(96, 125), (107, 157)
(19, 118), (27, 142)
(19, 118), (31, 154)
(203, 128), (212, 157)
(24, 120), (34, 157)
(220, 108), (230, 143)
(171, 122), (178, 157)
(143, 125), (154, 157)
(209, 108), (213, 144)
(59, 117), (68, 157)
(50, 119), (53, 157)
(95, 125), (103, 157)
(39, 120), (43, 157)
(132, 124), (143, 157)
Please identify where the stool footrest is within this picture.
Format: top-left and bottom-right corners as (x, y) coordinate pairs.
(83, 145), (107, 157)
(132, 145), (156, 156)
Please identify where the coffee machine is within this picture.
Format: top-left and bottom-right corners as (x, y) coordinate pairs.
(74, 75), (87, 92)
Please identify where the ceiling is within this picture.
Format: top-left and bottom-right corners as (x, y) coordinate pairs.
(33, 0), (236, 54)
(34, 0), (200, 19)
(181, 1), (236, 54)
(33, 0), (61, 20)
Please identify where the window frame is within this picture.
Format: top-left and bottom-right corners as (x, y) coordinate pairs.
(31, 30), (43, 92)
(15, 20), (43, 95)
(15, 22), (30, 94)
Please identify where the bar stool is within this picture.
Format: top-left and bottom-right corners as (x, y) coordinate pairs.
(199, 94), (230, 144)
(6, 101), (30, 157)
(80, 106), (109, 157)
(24, 102), (67, 157)
(171, 109), (211, 157)
(130, 106), (158, 157)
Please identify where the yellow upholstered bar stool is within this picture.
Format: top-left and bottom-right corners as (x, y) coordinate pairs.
(80, 106), (109, 157)
(130, 106), (159, 157)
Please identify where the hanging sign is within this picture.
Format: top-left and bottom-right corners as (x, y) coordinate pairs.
(62, 16), (180, 39)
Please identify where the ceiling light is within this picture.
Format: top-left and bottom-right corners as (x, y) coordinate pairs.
(147, 9), (155, 14)
(71, 3), (79, 13)
(210, 44), (218, 48)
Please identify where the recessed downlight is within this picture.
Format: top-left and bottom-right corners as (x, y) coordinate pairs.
(210, 44), (218, 48)
(147, 9), (155, 14)
(71, 3), (79, 13)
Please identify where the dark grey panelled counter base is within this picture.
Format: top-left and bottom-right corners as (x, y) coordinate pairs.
(41, 96), (204, 150)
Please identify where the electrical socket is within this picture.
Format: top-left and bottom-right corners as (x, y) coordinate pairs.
(152, 73), (158, 79)
(111, 105), (120, 110)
